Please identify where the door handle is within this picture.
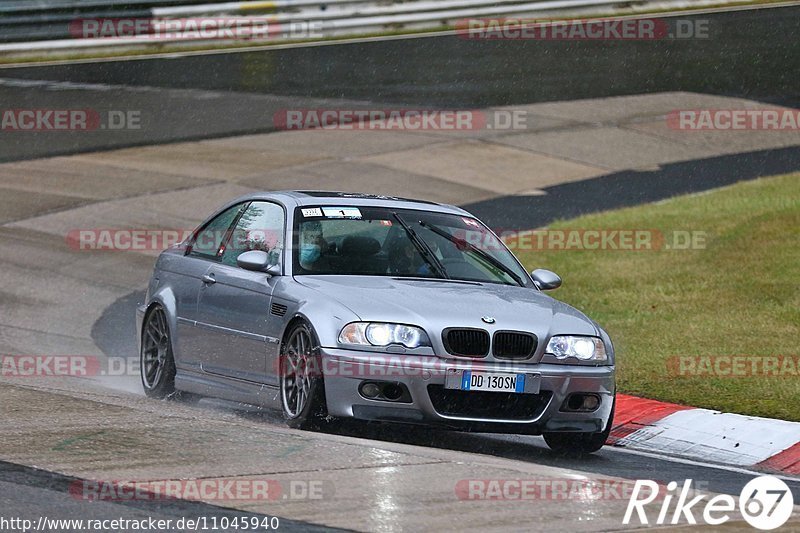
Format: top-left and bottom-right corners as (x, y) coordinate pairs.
(202, 273), (216, 285)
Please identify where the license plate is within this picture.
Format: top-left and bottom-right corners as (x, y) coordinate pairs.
(461, 371), (525, 393)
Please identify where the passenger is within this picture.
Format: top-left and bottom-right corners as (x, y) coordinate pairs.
(389, 236), (440, 276)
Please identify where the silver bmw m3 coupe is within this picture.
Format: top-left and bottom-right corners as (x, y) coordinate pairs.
(137, 191), (616, 453)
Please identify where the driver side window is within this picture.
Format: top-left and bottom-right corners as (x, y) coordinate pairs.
(220, 201), (285, 267)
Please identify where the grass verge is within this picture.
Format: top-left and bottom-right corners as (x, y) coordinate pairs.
(516, 173), (800, 421)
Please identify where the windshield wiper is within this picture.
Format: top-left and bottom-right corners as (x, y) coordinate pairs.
(392, 213), (449, 279)
(418, 220), (525, 287)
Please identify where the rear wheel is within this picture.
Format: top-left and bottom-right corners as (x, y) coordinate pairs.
(279, 322), (328, 429)
(543, 397), (615, 455)
(140, 305), (196, 401)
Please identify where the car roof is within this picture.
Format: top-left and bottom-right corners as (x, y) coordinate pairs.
(237, 190), (471, 216)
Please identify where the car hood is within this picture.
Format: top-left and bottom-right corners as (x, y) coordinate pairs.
(295, 275), (598, 339)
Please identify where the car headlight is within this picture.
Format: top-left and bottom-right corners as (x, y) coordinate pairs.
(339, 322), (430, 349)
(546, 336), (606, 362)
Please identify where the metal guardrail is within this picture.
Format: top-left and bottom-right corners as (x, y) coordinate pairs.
(0, 1), (207, 13)
(1, 0), (376, 41)
(0, 0), (724, 53)
(0, 0), (365, 14)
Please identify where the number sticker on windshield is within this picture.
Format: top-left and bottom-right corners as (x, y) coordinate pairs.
(322, 207), (362, 219)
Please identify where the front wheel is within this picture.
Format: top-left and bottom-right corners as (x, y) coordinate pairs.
(543, 397), (615, 455)
(279, 322), (328, 430)
(140, 305), (178, 398)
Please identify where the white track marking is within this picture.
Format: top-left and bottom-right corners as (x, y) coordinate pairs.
(609, 446), (800, 484)
(614, 409), (800, 466)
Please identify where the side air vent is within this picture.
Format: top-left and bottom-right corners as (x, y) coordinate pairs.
(270, 303), (288, 317)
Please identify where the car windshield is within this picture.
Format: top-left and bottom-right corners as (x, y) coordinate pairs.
(293, 206), (530, 286)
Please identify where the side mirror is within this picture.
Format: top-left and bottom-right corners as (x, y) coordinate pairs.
(531, 269), (562, 290)
(237, 250), (279, 274)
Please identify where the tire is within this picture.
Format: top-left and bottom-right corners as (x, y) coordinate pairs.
(279, 321), (328, 430)
(543, 396), (615, 455)
(140, 305), (198, 402)
(140, 305), (178, 398)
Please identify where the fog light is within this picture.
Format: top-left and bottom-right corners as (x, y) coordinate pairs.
(563, 393), (601, 412)
(582, 395), (600, 410)
(361, 383), (381, 399)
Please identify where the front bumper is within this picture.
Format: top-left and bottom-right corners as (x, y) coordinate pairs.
(319, 348), (615, 435)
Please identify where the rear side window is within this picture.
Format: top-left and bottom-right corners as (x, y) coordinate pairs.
(190, 204), (244, 258)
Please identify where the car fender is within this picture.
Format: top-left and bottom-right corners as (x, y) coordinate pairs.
(143, 284), (182, 362)
(273, 279), (361, 349)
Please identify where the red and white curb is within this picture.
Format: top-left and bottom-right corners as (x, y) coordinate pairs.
(609, 394), (800, 475)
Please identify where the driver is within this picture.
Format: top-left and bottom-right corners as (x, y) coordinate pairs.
(298, 220), (327, 270)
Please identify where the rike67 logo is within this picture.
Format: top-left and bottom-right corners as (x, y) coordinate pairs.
(624, 476), (794, 530)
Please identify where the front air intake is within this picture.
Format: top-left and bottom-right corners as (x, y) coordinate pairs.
(442, 328), (489, 357)
(493, 331), (537, 359)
